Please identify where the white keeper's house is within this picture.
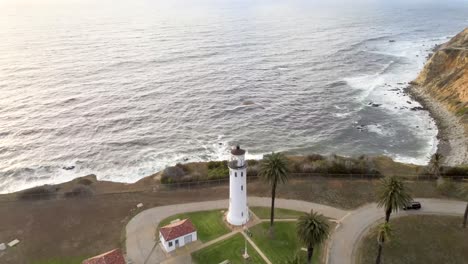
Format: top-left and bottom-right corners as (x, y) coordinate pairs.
(159, 218), (197, 252)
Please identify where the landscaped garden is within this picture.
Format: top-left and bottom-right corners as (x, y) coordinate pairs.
(191, 233), (266, 264)
(249, 221), (331, 263)
(356, 215), (468, 264)
(158, 209), (230, 242)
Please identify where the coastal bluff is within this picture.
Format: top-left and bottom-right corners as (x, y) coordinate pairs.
(411, 28), (468, 165)
(413, 28), (467, 126)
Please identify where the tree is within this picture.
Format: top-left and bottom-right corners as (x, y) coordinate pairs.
(459, 183), (468, 228)
(377, 176), (412, 223)
(375, 222), (392, 264)
(259, 152), (289, 234)
(296, 210), (330, 264)
(282, 253), (304, 264)
(429, 153), (443, 178)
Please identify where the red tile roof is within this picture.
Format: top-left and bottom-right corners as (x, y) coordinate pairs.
(82, 249), (125, 264)
(160, 218), (196, 241)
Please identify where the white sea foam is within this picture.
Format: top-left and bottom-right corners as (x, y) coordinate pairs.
(0, 0), (465, 193)
(366, 124), (395, 137)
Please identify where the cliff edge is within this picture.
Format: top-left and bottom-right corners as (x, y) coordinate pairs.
(414, 28), (468, 126)
(411, 28), (468, 165)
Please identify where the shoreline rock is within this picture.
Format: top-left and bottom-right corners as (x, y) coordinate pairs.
(407, 27), (468, 165)
(407, 84), (468, 166)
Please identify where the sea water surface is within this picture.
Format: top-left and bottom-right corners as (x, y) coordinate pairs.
(0, 0), (467, 193)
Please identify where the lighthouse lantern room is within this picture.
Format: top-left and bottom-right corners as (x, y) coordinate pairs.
(226, 145), (249, 226)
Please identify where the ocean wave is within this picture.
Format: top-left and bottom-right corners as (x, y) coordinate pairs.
(0, 0), (461, 193)
(366, 124), (395, 137)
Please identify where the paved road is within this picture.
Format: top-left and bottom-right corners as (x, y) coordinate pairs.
(126, 197), (348, 264)
(126, 197), (466, 264)
(327, 198), (466, 264)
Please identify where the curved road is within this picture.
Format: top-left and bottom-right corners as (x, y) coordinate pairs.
(328, 198), (466, 264)
(125, 197), (466, 264)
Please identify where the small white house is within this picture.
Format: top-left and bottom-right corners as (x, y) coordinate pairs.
(159, 218), (197, 252)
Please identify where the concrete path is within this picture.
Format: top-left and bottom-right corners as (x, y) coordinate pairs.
(327, 198), (467, 264)
(126, 197), (348, 264)
(241, 232), (272, 264)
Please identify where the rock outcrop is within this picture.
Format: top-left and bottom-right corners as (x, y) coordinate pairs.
(413, 28), (468, 131)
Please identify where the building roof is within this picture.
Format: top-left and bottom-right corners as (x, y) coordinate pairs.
(82, 249), (125, 264)
(231, 145), (246, 156)
(160, 219), (196, 241)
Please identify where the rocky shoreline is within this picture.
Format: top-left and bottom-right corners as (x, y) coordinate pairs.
(409, 27), (468, 166)
(407, 84), (468, 166)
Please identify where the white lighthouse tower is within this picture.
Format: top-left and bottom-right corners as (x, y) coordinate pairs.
(227, 145), (249, 226)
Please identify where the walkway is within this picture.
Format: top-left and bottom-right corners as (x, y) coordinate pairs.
(126, 197), (348, 264)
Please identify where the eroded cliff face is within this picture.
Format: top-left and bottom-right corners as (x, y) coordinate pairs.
(414, 28), (468, 129)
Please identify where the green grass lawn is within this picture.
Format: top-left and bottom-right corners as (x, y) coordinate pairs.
(250, 207), (305, 219)
(249, 221), (323, 263)
(192, 233), (266, 264)
(158, 209), (230, 242)
(356, 215), (468, 264)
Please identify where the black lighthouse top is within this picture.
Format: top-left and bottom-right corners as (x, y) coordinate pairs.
(231, 145), (246, 156)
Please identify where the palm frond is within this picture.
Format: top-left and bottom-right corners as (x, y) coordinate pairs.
(428, 153), (443, 176)
(377, 176), (412, 212)
(376, 222), (392, 245)
(282, 253), (305, 264)
(296, 210), (330, 247)
(259, 152), (289, 186)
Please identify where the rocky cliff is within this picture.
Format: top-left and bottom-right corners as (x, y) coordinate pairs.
(413, 28), (468, 130)
(411, 28), (468, 165)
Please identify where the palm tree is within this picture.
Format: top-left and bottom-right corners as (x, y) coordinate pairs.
(296, 210), (330, 264)
(429, 153), (443, 179)
(282, 253), (304, 264)
(459, 183), (468, 228)
(377, 176), (412, 223)
(375, 222), (392, 264)
(259, 152), (289, 233)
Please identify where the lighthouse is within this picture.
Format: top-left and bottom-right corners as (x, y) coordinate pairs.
(226, 145), (249, 226)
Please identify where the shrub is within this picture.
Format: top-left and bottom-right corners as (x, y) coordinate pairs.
(161, 164), (187, 183)
(17, 185), (59, 200)
(436, 178), (456, 196)
(247, 164), (260, 176)
(77, 178), (93, 185)
(64, 185), (94, 198)
(456, 107), (468, 116)
(301, 163), (314, 173)
(306, 154), (325, 162)
(207, 160), (229, 179)
(443, 166), (468, 176)
(328, 161), (349, 174)
(247, 159), (260, 166)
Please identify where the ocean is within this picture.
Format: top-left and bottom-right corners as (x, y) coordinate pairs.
(0, 0), (467, 193)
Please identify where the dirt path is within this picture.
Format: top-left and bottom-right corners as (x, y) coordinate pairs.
(125, 197), (348, 264)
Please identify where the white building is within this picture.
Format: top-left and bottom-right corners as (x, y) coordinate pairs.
(226, 145), (249, 226)
(159, 219), (197, 252)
